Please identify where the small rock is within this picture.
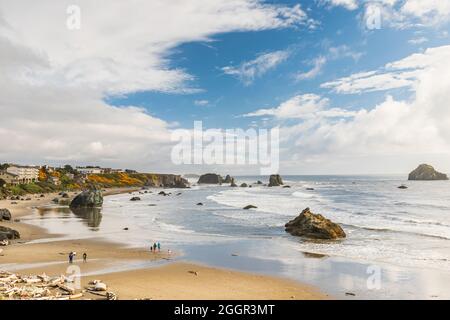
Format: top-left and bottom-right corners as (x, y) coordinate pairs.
(243, 205), (257, 210)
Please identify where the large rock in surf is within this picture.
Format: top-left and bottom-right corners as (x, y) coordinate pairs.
(408, 164), (448, 181)
(285, 208), (346, 240)
(0, 208), (12, 221)
(0, 226), (20, 240)
(69, 189), (103, 208)
(268, 174), (284, 187)
(198, 173), (222, 184)
(223, 175), (232, 184)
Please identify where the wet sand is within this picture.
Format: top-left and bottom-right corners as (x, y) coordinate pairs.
(0, 188), (328, 300)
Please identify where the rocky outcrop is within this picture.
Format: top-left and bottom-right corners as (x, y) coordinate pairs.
(0, 209), (12, 221)
(198, 174), (222, 184)
(268, 175), (284, 187)
(70, 189), (103, 208)
(240, 183), (248, 188)
(285, 208), (346, 240)
(230, 178), (238, 187)
(130, 197), (141, 201)
(408, 164), (448, 181)
(223, 175), (232, 183)
(0, 226), (20, 240)
(243, 205), (257, 210)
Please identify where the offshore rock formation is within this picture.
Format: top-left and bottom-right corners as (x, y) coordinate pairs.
(0, 208), (12, 221)
(268, 175), (284, 187)
(198, 174), (222, 184)
(408, 164), (448, 181)
(223, 175), (232, 184)
(285, 208), (346, 240)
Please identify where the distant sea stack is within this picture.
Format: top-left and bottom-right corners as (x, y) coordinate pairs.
(198, 173), (222, 184)
(408, 164), (448, 181)
(268, 174), (283, 187)
(285, 208), (346, 240)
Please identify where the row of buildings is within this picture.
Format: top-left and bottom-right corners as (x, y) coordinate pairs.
(0, 165), (126, 187)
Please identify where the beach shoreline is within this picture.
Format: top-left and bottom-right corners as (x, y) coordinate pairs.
(0, 187), (328, 300)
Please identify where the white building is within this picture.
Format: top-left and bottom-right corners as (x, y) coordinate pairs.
(76, 167), (104, 175)
(6, 165), (40, 184)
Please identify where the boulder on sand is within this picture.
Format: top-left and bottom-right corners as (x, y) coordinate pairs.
(0, 208), (12, 221)
(0, 226), (20, 240)
(408, 164), (448, 181)
(69, 188), (103, 208)
(285, 208), (346, 240)
(198, 174), (223, 184)
(268, 174), (284, 187)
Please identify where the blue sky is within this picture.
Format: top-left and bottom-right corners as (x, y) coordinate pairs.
(1, 0), (450, 174)
(107, 1), (449, 130)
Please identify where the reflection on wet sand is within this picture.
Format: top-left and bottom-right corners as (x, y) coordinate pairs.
(70, 207), (102, 230)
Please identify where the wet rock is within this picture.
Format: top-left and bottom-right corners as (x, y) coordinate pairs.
(0, 226), (20, 240)
(197, 203), (204, 206)
(158, 191), (170, 196)
(268, 175), (284, 187)
(198, 173), (223, 184)
(130, 197), (141, 201)
(69, 189), (103, 208)
(230, 178), (238, 188)
(398, 185), (408, 189)
(223, 175), (232, 183)
(408, 164), (448, 181)
(306, 188), (315, 191)
(240, 183), (248, 188)
(285, 208), (346, 240)
(243, 205), (257, 210)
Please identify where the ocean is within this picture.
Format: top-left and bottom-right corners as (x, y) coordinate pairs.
(22, 175), (450, 299)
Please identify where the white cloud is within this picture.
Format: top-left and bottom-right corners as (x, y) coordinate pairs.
(243, 94), (356, 119)
(194, 100), (209, 107)
(278, 44), (450, 173)
(408, 36), (428, 44)
(0, 0), (308, 170)
(295, 56), (327, 80)
(321, 45), (450, 94)
(323, 0), (359, 11)
(295, 45), (363, 81)
(222, 50), (291, 85)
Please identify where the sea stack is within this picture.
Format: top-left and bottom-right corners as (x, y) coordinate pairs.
(268, 174), (284, 187)
(408, 164), (448, 181)
(69, 188), (103, 208)
(198, 173), (223, 184)
(285, 208), (346, 240)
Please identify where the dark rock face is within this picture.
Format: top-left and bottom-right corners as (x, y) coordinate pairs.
(268, 175), (284, 187)
(0, 226), (20, 240)
(230, 178), (238, 187)
(198, 174), (223, 184)
(408, 164), (448, 181)
(243, 205), (257, 210)
(223, 175), (232, 183)
(285, 208), (346, 240)
(69, 189), (103, 208)
(0, 208), (12, 221)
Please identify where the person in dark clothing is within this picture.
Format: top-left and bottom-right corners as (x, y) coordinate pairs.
(69, 252), (74, 264)
(157, 242), (161, 252)
(153, 243), (157, 252)
(83, 252), (87, 262)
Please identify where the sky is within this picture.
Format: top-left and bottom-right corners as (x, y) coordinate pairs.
(1, 0), (450, 175)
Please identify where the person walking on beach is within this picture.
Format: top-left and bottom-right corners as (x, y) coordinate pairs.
(68, 252), (74, 264)
(83, 252), (87, 263)
(153, 242), (157, 252)
(157, 242), (161, 252)
(150, 246), (153, 253)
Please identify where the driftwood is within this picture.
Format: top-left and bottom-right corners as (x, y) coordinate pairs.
(0, 270), (115, 300)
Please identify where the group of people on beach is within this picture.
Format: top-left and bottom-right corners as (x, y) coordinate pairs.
(150, 242), (161, 253)
(68, 251), (88, 263)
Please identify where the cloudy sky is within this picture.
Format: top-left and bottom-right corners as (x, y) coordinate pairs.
(1, 0), (450, 175)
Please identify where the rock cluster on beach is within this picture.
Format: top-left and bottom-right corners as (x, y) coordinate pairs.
(0, 226), (20, 242)
(268, 174), (284, 187)
(0, 208), (12, 221)
(408, 164), (448, 181)
(285, 208), (346, 240)
(69, 189), (103, 208)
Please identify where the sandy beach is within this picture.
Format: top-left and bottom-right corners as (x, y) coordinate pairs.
(0, 188), (327, 300)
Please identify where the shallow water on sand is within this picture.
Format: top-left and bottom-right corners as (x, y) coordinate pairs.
(20, 175), (450, 299)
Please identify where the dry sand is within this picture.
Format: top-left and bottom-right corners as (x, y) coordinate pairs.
(0, 188), (328, 300)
